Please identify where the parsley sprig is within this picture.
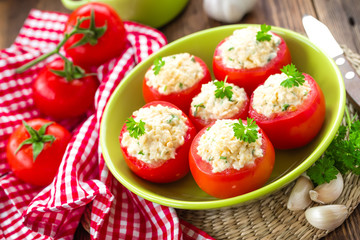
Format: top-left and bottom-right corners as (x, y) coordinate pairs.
(307, 107), (360, 186)
(214, 78), (233, 101)
(125, 117), (145, 139)
(153, 57), (165, 75)
(256, 24), (272, 42)
(233, 118), (259, 143)
(280, 64), (305, 88)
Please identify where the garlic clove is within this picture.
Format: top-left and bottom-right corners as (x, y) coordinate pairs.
(287, 175), (314, 211)
(309, 172), (343, 204)
(305, 205), (348, 231)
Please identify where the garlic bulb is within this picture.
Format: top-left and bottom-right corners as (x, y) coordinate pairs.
(203, 0), (257, 23)
(287, 175), (313, 211)
(309, 172), (343, 204)
(305, 205), (348, 231)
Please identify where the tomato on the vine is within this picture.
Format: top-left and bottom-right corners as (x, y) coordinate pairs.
(6, 119), (71, 186)
(32, 58), (98, 119)
(189, 119), (275, 199)
(64, 2), (127, 68)
(213, 31), (291, 95)
(119, 101), (196, 183)
(249, 73), (326, 149)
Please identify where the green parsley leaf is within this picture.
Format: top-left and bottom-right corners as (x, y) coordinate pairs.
(214, 79), (233, 101)
(232, 118), (259, 143)
(307, 158), (339, 186)
(152, 57), (165, 75)
(256, 24), (272, 42)
(125, 117), (145, 139)
(220, 156), (227, 160)
(280, 64), (305, 88)
(193, 103), (205, 116)
(282, 104), (290, 111)
(307, 107), (360, 185)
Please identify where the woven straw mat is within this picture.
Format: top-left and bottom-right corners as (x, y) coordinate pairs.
(81, 46), (360, 240)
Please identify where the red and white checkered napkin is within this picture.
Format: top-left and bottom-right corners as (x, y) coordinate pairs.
(0, 10), (215, 240)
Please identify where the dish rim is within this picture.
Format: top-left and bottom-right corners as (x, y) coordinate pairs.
(100, 24), (346, 210)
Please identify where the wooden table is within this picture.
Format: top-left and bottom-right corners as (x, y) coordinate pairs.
(1, 0), (359, 239)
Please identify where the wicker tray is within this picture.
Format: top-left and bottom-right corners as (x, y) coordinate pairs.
(81, 46), (360, 240)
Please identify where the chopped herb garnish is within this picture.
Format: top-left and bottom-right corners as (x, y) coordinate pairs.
(208, 157), (214, 162)
(228, 47), (234, 51)
(232, 118), (259, 143)
(125, 117), (145, 139)
(138, 150), (144, 155)
(282, 104), (290, 111)
(206, 127), (211, 131)
(256, 24), (272, 42)
(228, 57), (234, 61)
(280, 64), (305, 88)
(179, 82), (184, 89)
(193, 103), (205, 116)
(163, 85), (167, 92)
(153, 57), (165, 75)
(220, 156), (227, 160)
(214, 78), (233, 101)
(191, 56), (196, 62)
(167, 114), (178, 123)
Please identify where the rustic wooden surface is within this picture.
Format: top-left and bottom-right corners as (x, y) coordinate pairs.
(0, 0), (359, 239)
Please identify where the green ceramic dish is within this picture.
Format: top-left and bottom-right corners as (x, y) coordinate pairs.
(100, 25), (346, 210)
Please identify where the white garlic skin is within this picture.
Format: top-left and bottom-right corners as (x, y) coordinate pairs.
(305, 205), (348, 231)
(287, 175), (314, 211)
(203, 0), (257, 23)
(309, 172), (343, 204)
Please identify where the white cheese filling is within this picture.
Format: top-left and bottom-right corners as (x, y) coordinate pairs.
(252, 73), (311, 118)
(218, 27), (281, 69)
(190, 81), (247, 120)
(197, 119), (263, 173)
(145, 53), (205, 95)
(121, 105), (188, 164)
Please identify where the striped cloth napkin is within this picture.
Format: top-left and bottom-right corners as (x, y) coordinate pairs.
(0, 9), (214, 240)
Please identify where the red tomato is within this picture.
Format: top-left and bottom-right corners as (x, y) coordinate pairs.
(249, 73), (326, 149)
(142, 56), (211, 113)
(63, 2), (127, 68)
(212, 33), (291, 95)
(189, 121), (275, 199)
(188, 91), (249, 131)
(32, 59), (98, 119)
(119, 101), (197, 183)
(6, 119), (71, 186)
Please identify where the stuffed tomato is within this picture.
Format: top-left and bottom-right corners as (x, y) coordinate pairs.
(189, 79), (249, 131)
(143, 53), (211, 112)
(119, 101), (196, 183)
(212, 25), (291, 95)
(189, 118), (275, 199)
(249, 65), (326, 149)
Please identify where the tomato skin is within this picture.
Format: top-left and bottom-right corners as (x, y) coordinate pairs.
(249, 73), (326, 149)
(32, 59), (99, 119)
(64, 2), (127, 68)
(142, 56), (212, 113)
(6, 119), (71, 186)
(212, 33), (291, 95)
(119, 101), (197, 183)
(188, 95), (249, 131)
(189, 122), (275, 199)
